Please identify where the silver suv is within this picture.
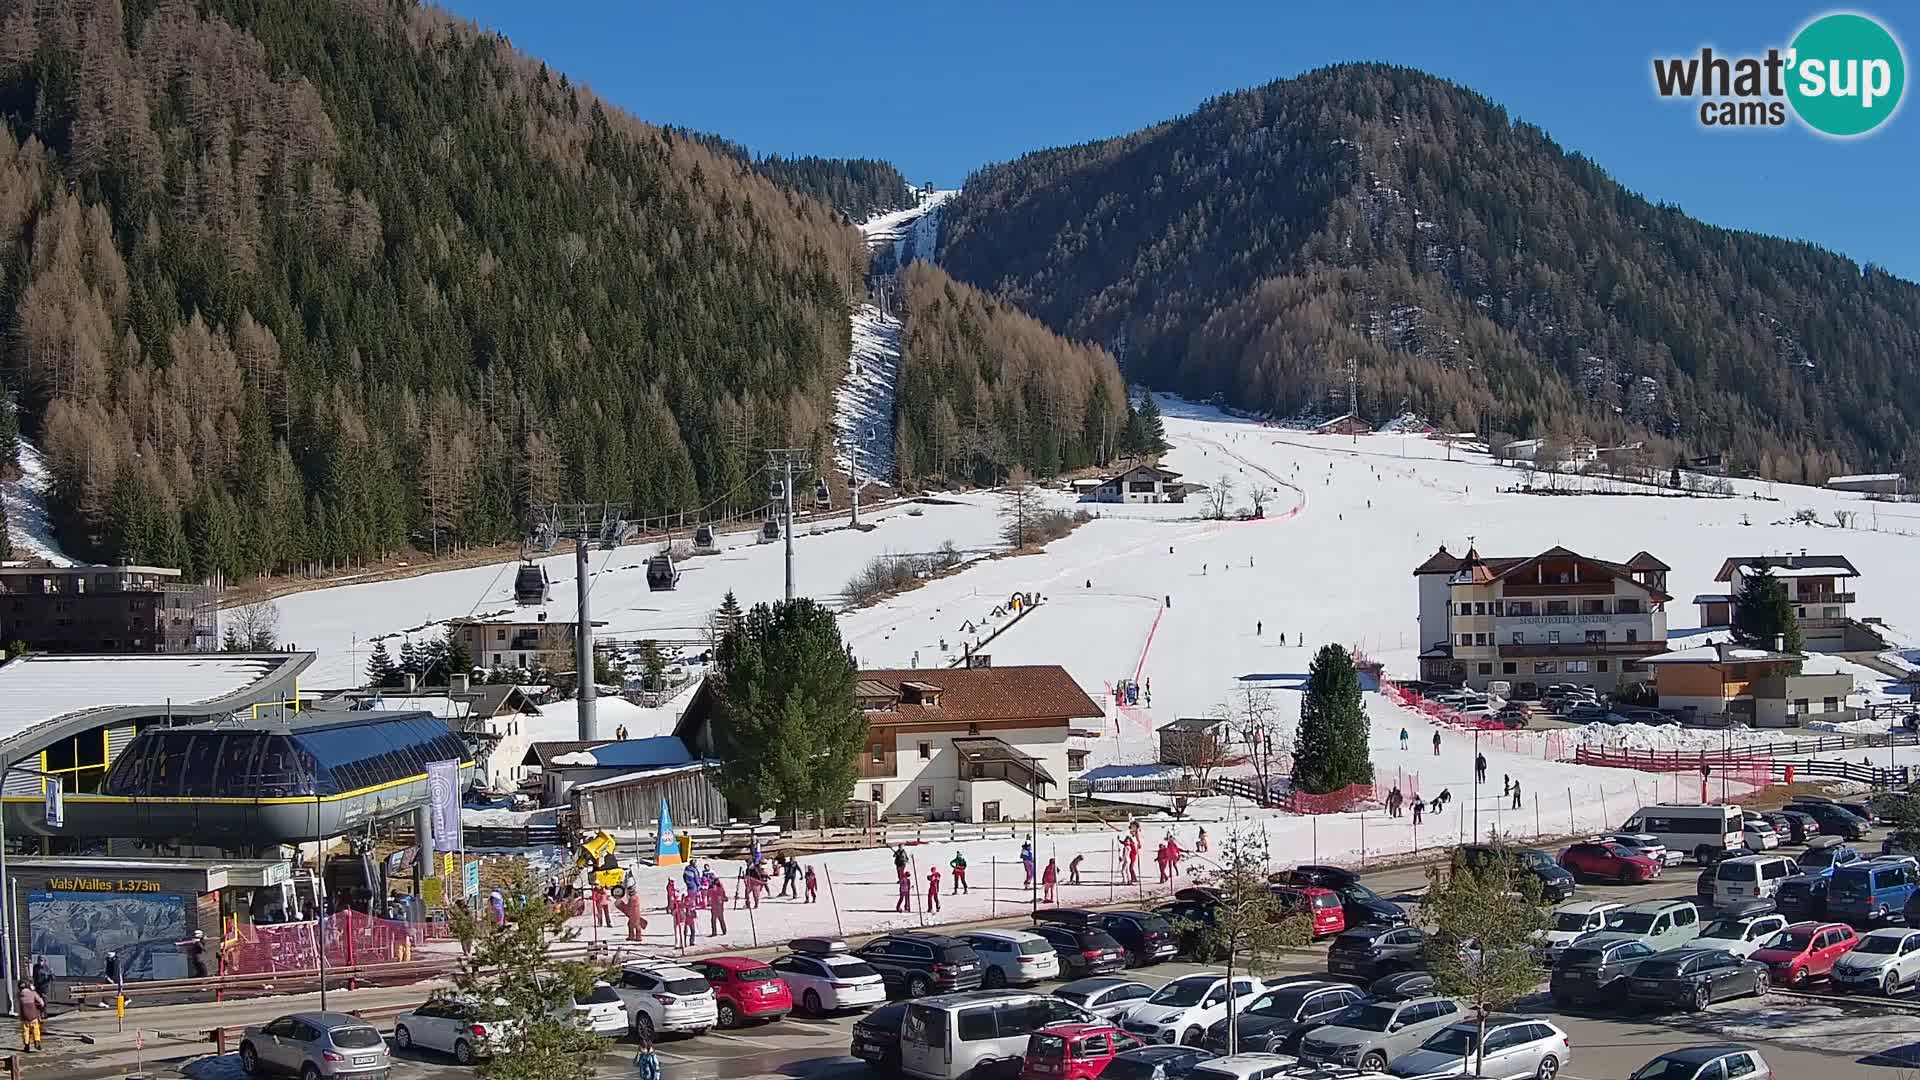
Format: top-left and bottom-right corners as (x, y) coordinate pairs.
(240, 1012), (391, 1079)
(1388, 1016), (1572, 1079)
(1295, 996), (1463, 1072)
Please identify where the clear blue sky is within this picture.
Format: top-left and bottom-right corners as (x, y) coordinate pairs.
(443, 1), (1917, 281)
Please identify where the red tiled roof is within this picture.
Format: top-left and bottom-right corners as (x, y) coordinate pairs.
(857, 665), (1102, 726)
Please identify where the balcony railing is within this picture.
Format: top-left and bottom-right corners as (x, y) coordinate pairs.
(1795, 592), (1855, 605)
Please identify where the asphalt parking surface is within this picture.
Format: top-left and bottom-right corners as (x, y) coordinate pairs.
(187, 831), (1920, 1078)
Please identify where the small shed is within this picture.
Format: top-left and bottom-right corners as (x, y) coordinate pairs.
(1158, 717), (1225, 766)
(570, 762), (730, 833)
(523, 736), (692, 805)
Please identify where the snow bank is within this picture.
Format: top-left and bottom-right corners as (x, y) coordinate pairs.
(2, 439), (72, 565)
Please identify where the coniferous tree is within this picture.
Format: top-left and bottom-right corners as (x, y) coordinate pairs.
(399, 638), (422, 680)
(444, 629), (474, 682)
(710, 591), (745, 663)
(1292, 644), (1373, 794)
(1135, 395), (1169, 454)
(639, 640), (667, 690)
(366, 640), (400, 688)
(1732, 562), (1803, 654)
(711, 598), (867, 817)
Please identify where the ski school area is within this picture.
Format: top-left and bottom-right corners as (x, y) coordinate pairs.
(266, 393), (1920, 955)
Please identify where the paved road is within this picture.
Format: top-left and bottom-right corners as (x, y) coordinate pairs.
(44, 834), (1920, 1079)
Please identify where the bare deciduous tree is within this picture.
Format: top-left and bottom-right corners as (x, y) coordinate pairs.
(1214, 683), (1293, 802)
(222, 599), (280, 652)
(1248, 485), (1270, 518)
(999, 465), (1043, 547)
(1206, 471), (1237, 520)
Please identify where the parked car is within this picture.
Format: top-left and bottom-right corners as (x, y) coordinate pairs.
(1269, 884), (1347, 938)
(1455, 844), (1576, 902)
(1296, 997), (1464, 1071)
(1183, 1054), (1311, 1080)
(611, 962), (720, 1040)
(965, 930), (1065, 988)
(1021, 1022), (1146, 1080)
(1624, 948), (1770, 1011)
(1798, 837), (1865, 877)
(1386, 1016), (1572, 1079)
(854, 933), (985, 998)
(1204, 980), (1366, 1056)
(1285, 867), (1410, 928)
(1794, 803), (1869, 841)
(767, 942), (887, 1015)
(1053, 977), (1160, 1021)
(1156, 896), (1220, 959)
(1749, 921), (1861, 987)
(1693, 907), (1790, 959)
(1594, 900), (1704, 953)
(1773, 809), (1821, 843)
(1694, 867), (1717, 905)
(1712, 855), (1800, 906)
(1609, 707), (1678, 726)
(567, 983), (629, 1036)
(1775, 874), (1831, 921)
(1793, 794), (1876, 825)
(1550, 937), (1659, 1006)
(1604, 833), (1684, 868)
(1628, 1045), (1772, 1080)
(1368, 970), (1439, 1002)
(688, 957), (792, 1028)
(850, 1001), (910, 1073)
(1033, 923), (1130, 978)
(1564, 703), (1609, 723)
(1560, 841), (1661, 884)
(900, 990), (1097, 1080)
(1540, 902), (1623, 962)
(1830, 927), (1920, 994)
(1327, 926), (1428, 981)
(1118, 973), (1268, 1047)
(1742, 818), (1781, 851)
(1104, 1046), (1218, 1080)
(240, 1012), (391, 1079)
(392, 999), (510, 1065)
(1096, 911), (1182, 966)
(1827, 859), (1920, 925)
(1621, 805), (1747, 864)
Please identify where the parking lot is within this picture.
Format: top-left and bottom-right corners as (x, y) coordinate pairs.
(150, 828), (1920, 1079)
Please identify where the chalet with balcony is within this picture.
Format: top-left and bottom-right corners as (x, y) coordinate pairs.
(450, 615), (580, 672)
(1641, 642), (1855, 728)
(1699, 554), (1864, 651)
(0, 562), (216, 654)
(1413, 545), (1670, 694)
(676, 662), (1102, 823)
(1085, 464), (1188, 504)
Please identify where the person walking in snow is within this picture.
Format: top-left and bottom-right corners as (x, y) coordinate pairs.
(706, 876), (728, 936)
(781, 856), (801, 899)
(950, 851), (969, 894)
(894, 845), (909, 874)
(1411, 797), (1425, 825)
(804, 864), (818, 903)
(1041, 858), (1058, 903)
(1399, 727), (1409, 751)
(1069, 853), (1085, 886)
(1021, 841), (1037, 889)
(1511, 779), (1523, 810)
(896, 866), (913, 913)
(1474, 754), (1488, 784)
(926, 865), (942, 913)
(1256, 621), (1262, 636)
(1432, 730), (1442, 756)
(1196, 826), (1210, 853)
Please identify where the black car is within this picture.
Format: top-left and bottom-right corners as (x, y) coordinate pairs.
(1793, 802), (1869, 840)
(1694, 867), (1717, 905)
(1202, 980), (1365, 1055)
(1030, 923), (1127, 976)
(1105, 1045), (1217, 1080)
(1156, 897), (1221, 959)
(1036, 908), (1179, 967)
(1776, 874), (1830, 921)
(1456, 844), (1576, 902)
(1774, 809), (1822, 843)
(1326, 926), (1427, 982)
(1624, 948), (1770, 1011)
(850, 1001), (908, 1071)
(1550, 937), (1659, 1007)
(1796, 795), (1877, 825)
(1367, 970), (1438, 1002)
(1287, 871), (1410, 928)
(851, 933), (984, 997)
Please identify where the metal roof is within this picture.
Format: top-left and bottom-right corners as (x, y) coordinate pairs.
(0, 652), (312, 763)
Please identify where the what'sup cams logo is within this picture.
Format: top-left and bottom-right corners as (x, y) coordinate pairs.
(1653, 11), (1906, 136)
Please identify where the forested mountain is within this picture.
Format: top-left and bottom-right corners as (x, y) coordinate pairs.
(894, 261), (1127, 485)
(0, 0), (1114, 581)
(939, 63), (1920, 481)
(667, 129), (915, 221)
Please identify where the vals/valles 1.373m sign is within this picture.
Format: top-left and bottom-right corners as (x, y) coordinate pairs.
(1653, 12), (1906, 136)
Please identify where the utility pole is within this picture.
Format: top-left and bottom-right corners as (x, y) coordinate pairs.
(766, 450), (812, 602)
(575, 537), (595, 739)
(1348, 355), (1358, 446)
(850, 438), (861, 529)
(783, 459), (796, 602)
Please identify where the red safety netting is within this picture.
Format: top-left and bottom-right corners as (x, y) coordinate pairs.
(223, 910), (425, 976)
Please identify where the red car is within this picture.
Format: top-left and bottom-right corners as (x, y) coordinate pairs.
(689, 955), (793, 1027)
(1750, 921), (1860, 988)
(1271, 884), (1347, 938)
(1021, 1022), (1144, 1080)
(1559, 841), (1661, 884)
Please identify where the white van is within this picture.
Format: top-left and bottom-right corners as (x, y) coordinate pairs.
(899, 991), (1098, 1079)
(1713, 854), (1800, 906)
(1621, 804), (1745, 863)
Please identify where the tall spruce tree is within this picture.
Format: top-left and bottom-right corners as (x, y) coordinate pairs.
(399, 638), (422, 680)
(444, 629), (474, 682)
(366, 640), (399, 688)
(1292, 643), (1374, 794)
(1733, 561), (1803, 653)
(1135, 394), (1169, 454)
(711, 598), (866, 817)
